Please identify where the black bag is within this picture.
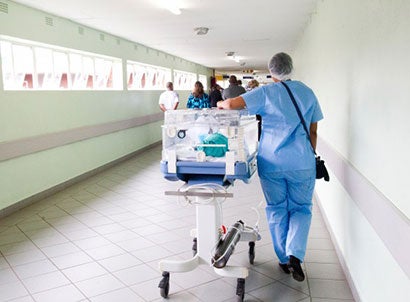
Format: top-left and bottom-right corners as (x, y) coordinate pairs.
(282, 82), (329, 182)
(315, 156), (330, 181)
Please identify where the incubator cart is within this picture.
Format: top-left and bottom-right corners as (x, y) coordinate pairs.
(159, 108), (260, 301)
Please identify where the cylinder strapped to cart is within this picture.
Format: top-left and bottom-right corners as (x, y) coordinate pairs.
(160, 108), (259, 185)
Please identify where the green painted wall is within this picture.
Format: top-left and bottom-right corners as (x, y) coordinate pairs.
(0, 0), (212, 211)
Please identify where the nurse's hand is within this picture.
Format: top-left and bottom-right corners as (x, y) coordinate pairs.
(217, 100), (225, 109)
(217, 97), (246, 110)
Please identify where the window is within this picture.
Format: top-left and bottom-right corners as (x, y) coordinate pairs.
(0, 36), (123, 90)
(1, 41), (14, 89)
(35, 47), (54, 89)
(198, 74), (208, 91)
(173, 69), (197, 90)
(126, 61), (171, 90)
(13, 44), (34, 89)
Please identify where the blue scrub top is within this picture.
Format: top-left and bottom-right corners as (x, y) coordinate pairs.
(242, 80), (323, 173)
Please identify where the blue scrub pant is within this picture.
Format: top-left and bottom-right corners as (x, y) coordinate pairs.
(259, 169), (315, 264)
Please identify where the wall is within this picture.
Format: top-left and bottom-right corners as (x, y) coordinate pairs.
(293, 0), (410, 301)
(0, 0), (212, 213)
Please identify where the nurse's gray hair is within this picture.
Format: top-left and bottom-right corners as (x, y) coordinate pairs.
(268, 52), (293, 81)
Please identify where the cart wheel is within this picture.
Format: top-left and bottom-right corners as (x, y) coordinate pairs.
(236, 278), (245, 302)
(192, 237), (197, 256)
(158, 271), (170, 298)
(248, 241), (255, 265)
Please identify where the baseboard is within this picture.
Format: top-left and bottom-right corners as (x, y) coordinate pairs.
(0, 141), (161, 219)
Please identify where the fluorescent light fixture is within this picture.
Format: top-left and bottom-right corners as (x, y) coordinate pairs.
(194, 27), (209, 35)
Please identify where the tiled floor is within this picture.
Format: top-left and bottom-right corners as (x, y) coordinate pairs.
(0, 145), (354, 302)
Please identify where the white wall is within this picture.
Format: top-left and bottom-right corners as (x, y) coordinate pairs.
(293, 0), (410, 301)
(0, 0), (212, 212)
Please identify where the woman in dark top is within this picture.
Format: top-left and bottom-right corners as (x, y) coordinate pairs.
(209, 84), (223, 107)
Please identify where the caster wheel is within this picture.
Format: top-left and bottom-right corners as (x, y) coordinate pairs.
(236, 278), (245, 302)
(248, 241), (255, 265)
(160, 283), (169, 298)
(192, 237), (197, 256)
(236, 293), (244, 302)
(158, 271), (170, 298)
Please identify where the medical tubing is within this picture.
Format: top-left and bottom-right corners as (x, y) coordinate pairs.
(176, 183), (226, 226)
(250, 200), (264, 229)
(177, 183), (228, 205)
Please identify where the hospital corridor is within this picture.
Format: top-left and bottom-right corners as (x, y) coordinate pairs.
(0, 1), (409, 302)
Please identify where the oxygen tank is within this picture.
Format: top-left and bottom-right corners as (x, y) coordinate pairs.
(212, 220), (244, 268)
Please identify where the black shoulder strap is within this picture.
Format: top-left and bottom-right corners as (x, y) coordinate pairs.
(281, 81), (315, 153)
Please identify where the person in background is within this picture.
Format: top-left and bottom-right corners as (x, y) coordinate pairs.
(237, 79), (243, 87)
(209, 84), (223, 107)
(217, 52), (323, 282)
(159, 82), (179, 112)
(222, 75), (246, 100)
(187, 81), (210, 109)
(246, 79), (259, 91)
(246, 79), (262, 140)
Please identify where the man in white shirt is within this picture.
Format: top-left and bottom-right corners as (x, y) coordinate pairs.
(159, 82), (179, 112)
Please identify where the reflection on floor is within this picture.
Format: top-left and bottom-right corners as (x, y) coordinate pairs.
(0, 145), (354, 302)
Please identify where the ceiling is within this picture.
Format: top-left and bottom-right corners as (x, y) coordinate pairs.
(12, 0), (318, 75)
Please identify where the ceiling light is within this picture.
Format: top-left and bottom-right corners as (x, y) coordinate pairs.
(228, 55), (241, 63)
(194, 27), (209, 35)
(168, 6), (181, 15)
(164, 0), (181, 15)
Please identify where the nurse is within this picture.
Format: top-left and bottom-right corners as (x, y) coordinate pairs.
(217, 52), (323, 282)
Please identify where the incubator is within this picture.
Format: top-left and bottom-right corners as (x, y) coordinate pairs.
(161, 108), (258, 184)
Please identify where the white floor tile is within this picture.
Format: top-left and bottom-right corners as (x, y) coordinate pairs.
(31, 284), (86, 302)
(5, 249), (46, 267)
(0, 146), (355, 301)
(305, 262), (347, 280)
(115, 237), (155, 252)
(248, 281), (309, 302)
(6, 296), (35, 302)
(0, 257), (9, 270)
(102, 230), (139, 243)
(97, 253), (142, 272)
(309, 279), (354, 300)
(51, 251), (93, 269)
(305, 249), (340, 264)
(131, 278), (184, 301)
(151, 291), (201, 302)
(89, 287), (144, 302)
(62, 261), (108, 283)
(73, 236), (112, 250)
(0, 267), (19, 285)
(113, 263), (159, 286)
(75, 274), (125, 298)
(22, 271), (71, 294)
(190, 279), (237, 302)
(13, 259), (58, 279)
(0, 281), (29, 301)
(40, 242), (81, 258)
(131, 245), (173, 263)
